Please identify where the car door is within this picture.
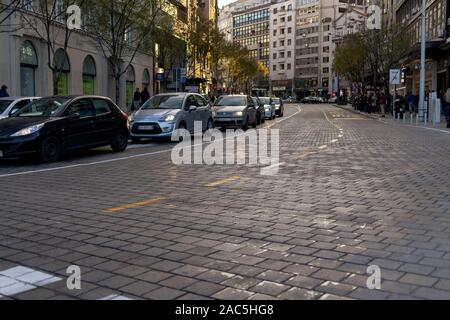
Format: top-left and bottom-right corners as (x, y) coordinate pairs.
(194, 95), (209, 130)
(92, 98), (117, 143)
(63, 98), (96, 150)
(183, 95), (198, 133)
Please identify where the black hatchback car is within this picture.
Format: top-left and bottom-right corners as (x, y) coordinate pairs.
(0, 96), (129, 162)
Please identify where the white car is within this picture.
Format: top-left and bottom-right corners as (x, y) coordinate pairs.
(0, 97), (41, 120)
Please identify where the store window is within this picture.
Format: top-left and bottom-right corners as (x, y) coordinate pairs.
(53, 48), (70, 95)
(82, 55), (96, 95)
(20, 40), (38, 96)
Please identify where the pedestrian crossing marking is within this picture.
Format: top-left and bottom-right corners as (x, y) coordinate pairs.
(104, 195), (167, 213)
(99, 294), (133, 300)
(205, 176), (241, 187)
(0, 266), (61, 297)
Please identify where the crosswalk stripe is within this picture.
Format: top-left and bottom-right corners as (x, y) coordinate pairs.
(99, 294), (133, 300)
(0, 266), (61, 297)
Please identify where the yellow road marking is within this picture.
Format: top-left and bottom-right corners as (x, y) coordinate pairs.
(104, 196), (166, 213)
(205, 176), (241, 187)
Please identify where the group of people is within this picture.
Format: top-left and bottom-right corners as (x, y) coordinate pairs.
(352, 88), (450, 128)
(132, 87), (150, 111)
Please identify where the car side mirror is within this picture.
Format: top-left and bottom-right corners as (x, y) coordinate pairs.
(188, 105), (197, 112)
(68, 113), (80, 120)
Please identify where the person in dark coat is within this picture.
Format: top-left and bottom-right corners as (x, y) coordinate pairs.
(0, 85), (9, 97)
(132, 88), (141, 112)
(141, 87), (150, 105)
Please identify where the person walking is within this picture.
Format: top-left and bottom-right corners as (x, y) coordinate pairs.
(0, 85), (9, 97)
(444, 88), (450, 128)
(407, 92), (415, 113)
(141, 87), (150, 105)
(132, 88), (141, 112)
(379, 92), (386, 117)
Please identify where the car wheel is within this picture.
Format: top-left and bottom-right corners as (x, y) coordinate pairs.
(131, 137), (141, 143)
(40, 136), (62, 163)
(111, 129), (129, 152)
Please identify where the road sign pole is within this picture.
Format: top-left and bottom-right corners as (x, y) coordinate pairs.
(418, 0), (427, 120)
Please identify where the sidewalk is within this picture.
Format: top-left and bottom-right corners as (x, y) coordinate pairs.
(334, 103), (450, 131)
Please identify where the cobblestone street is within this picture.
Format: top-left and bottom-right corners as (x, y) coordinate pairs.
(1, 103), (450, 300)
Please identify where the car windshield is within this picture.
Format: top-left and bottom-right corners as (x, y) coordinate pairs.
(215, 96), (246, 106)
(141, 95), (184, 109)
(273, 98), (281, 104)
(0, 100), (13, 113)
(259, 97), (271, 104)
(13, 97), (68, 117)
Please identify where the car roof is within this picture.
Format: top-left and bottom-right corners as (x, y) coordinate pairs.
(0, 96), (40, 101)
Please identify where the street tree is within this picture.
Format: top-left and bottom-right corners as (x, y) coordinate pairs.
(85, 0), (164, 104)
(0, 0), (23, 31)
(19, 0), (85, 95)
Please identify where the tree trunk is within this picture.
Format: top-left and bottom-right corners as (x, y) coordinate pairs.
(115, 76), (121, 110)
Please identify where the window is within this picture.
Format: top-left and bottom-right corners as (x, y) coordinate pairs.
(20, 41), (38, 96)
(142, 68), (150, 90)
(323, 67), (329, 74)
(67, 99), (94, 118)
(323, 35), (329, 42)
(280, 40), (284, 46)
(82, 55), (96, 95)
(273, 30), (277, 36)
(287, 63), (291, 70)
(280, 63), (285, 70)
(273, 41), (277, 47)
(273, 8), (277, 14)
(288, 27), (292, 34)
(287, 16), (292, 22)
(323, 57), (329, 63)
(273, 65), (277, 71)
(125, 66), (135, 108)
(280, 28), (285, 34)
(323, 46), (329, 53)
(287, 39), (291, 45)
(53, 49), (70, 95)
(280, 51), (285, 58)
(273, 53), (277, 59)
(194, 95), (206, 107)
(273, 19), (277, 25)
(287, 51), (291, 57)
(185, 95), (198, 108)
(281, 17), (285, 23)
(92, 99), (112, 116)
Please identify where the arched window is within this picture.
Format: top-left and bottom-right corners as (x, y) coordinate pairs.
(82, 55), (96, 94)
(53, 49), (71, 95)
(125, 65), (135, 107)
(142, 68), (150, 89)
(20, 41), (38, 96)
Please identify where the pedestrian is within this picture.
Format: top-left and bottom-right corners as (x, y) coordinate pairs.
(444, 88), (450, 128)
(379, 92), (386, 117)
(141, 87), (150, 105)
(132, 88), (141, 112)
(407, 92), (414, 113)
(0, 85), (9, 97)
(370, 92), (377, 114)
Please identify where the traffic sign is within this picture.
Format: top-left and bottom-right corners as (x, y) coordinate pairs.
(390, 69), (401, 85)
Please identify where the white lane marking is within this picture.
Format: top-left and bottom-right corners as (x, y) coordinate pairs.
(0, 266), (61, 297)
(318, 145), (328, 149)
(99, 294), (133, 300)
(0, 105), (303, 179)
(331, 139), (338, 143)
(266, 105), (302, 128)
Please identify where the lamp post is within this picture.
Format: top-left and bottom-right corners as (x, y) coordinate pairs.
(418, 0), (427, 122)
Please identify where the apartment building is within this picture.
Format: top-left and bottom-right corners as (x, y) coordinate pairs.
(269, 0), (296, 98)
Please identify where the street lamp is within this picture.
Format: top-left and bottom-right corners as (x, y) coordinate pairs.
(418, 0), (427, 122)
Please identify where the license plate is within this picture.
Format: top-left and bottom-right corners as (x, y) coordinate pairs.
(219, 118), (234, 121)
(139, 125), (154, 130)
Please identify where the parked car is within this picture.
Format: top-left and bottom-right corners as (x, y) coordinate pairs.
(129, 93), (213, 142)
(251, 96), (266, 125)
(301, 96), (323, 104)
(258, 96), (276, 119)
(213, 95), (257, 130)
(0, 97), (41, 120)
(272, 97), (284, 117)
(328, 96), (338, 103)
(0, 96), (129, 162)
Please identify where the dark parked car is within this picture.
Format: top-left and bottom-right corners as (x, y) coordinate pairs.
(0, 96), (129, 162)
(251, 96), (266, 125)
(272, 97), (284, 117)
(213, 95), (257, 130)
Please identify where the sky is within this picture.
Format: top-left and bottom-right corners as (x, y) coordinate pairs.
(218, 0), (236, 8)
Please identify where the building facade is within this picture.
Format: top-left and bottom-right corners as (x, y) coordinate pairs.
(269, 0), (296, 98)
(395, 0), (449, 96)
(0, 1), (154, 111)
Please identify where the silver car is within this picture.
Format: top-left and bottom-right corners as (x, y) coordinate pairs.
(213, 95), (257, 130)
(129, 93), (214, 142)
(258, 97), (275, 120)
(0, 97), (41, 120)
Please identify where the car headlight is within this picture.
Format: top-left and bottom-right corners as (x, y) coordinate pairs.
(161, 114), (175, 122)
(234, 111), (243, 116)
(11, 123), (44, 137)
